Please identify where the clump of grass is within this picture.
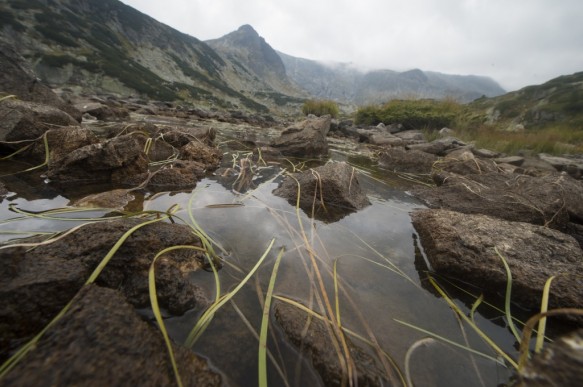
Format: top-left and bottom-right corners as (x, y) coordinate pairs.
(302, 99), (340, 118)
(354, 99), (462, 129)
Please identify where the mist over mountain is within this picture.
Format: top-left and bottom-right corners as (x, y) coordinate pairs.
(1, 0), (505, 112)
(279, 52), (506, 104)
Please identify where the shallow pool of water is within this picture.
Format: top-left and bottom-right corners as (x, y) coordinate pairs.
(0, 123), (519, 386)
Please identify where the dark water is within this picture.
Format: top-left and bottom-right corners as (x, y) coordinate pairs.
(0, 120), (519, 386)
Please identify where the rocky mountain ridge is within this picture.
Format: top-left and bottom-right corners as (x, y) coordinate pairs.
(279, 51), (506, 104)
(1, 0), (506, 112)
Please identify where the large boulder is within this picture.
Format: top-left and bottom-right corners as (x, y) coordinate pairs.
(411, 209), (583, 313)
(414, 171), (583, 230)
(273, 162), (370, 222)
(1, 285), (221, 386)
(0, 41), (82, 121)
(514, 328), (583, 386)
(24, 127), (100, 164)
(274, 300), (386, 387)
(270, 116), (330, 157)
(0, 218), (210, 355)
(47, 134), (149, 185)
(0, 99), (79, 143)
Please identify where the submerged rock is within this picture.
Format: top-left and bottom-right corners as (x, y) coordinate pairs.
(270, 115), (330, 157)
(274, 300), (386, 387)
(1, 285), (221, 386)
(411, 209), (583, 313)
(273, 162), (370, 222)
(514, 328), (583, 386)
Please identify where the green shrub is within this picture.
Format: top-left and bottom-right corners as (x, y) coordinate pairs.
(302, 99), (339, 118)
(354, 99), (461, 129)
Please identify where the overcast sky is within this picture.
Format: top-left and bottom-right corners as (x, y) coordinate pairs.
(121, 0), (583, 91)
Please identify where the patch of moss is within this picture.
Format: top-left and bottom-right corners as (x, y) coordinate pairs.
(36, 25), (79, 47)
(0, 9), (26, 32)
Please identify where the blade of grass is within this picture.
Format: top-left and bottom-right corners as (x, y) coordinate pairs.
(259, 248), (285, 387)
(148, 246), (205, 387)
(405, 338), (436, 387)
(470, 294), (485, 323)
(429, 276), (519, 369)
(184, 238), (276, 347)
(494, 247), (522, 343)
(535, 276), (555, 353)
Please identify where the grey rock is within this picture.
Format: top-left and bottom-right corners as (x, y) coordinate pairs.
(439, 127), (455, 136)
(406, 141), (448, 155)
(495, 155), (525, 166)
(273, 162), (370, 222)
(270, 116), (330, 157)
(1, 285), (221, 386)
(369, 133), (404, 146)
(158, 125), (216, 147)
(378, 147), (438, 174)
(411, 209), (583, 312)
(0, 99), (78, 143)
(514, 329), (583, 386)
(393, 130), (425, 142)
(472, 148), (500, 158)
(433, 149), (499, 176)
(47, 134), (149, 185)
(274, 300), (386, 387)
(538, 153), (583, 179)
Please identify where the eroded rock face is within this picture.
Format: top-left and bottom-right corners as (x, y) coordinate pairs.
(0, 218), (210, 356)
(273, 162), (370, 222)
(0, 99), (79, 143)
(180, 141), (223, 171)
(270, 116), (330, 157)
(411, 209), (583, 313)
(47, 134), (149, 185)
(146, 160), (206, 191)
(0, 41), (82, 121)
(274, 300), (386, 387)
(514, 329), (583, 386)
(1, 285), (221, 387)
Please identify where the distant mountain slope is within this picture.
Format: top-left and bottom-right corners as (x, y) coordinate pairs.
(0, 0), (303, 112)
(469, 71), (583, 129)
(278, 52), (506, 104)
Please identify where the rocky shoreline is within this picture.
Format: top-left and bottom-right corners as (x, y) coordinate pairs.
(1, 46), (582, 385)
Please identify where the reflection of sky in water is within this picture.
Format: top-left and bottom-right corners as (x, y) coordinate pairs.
(1, 161), (514, 386)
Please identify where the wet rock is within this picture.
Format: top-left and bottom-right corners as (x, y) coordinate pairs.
(415, 171), (583, 230)
(180, 141), (223, 171)
(274, 300), (385, 387)
(378, 147), (438, 174)
(145, 138), (177, 162)
(47, 134), (149, 185)
(270, 116), (330, 157)
(0, 99), (78, 143)
(0, 218), (209, 351)
(1, 285), (221, 387)
(514, 329), (583, 386)
(273, 162), (370, 222)
(24, 127), (100, 164)
(147, 160), (206, 191)
(411, 209), (583, 312)
(0, 41), (81, 122)
(158, 125), (216, 147)
(406, 141), (448, 156)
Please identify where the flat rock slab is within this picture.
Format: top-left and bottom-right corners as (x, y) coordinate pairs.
(411, 209), (583, 312)
(273, 162), (370, 222)
(1, 285), (221, 387)
(378, 147), (438, 174)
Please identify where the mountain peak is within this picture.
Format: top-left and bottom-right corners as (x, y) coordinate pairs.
(237, 24), (258, 36)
